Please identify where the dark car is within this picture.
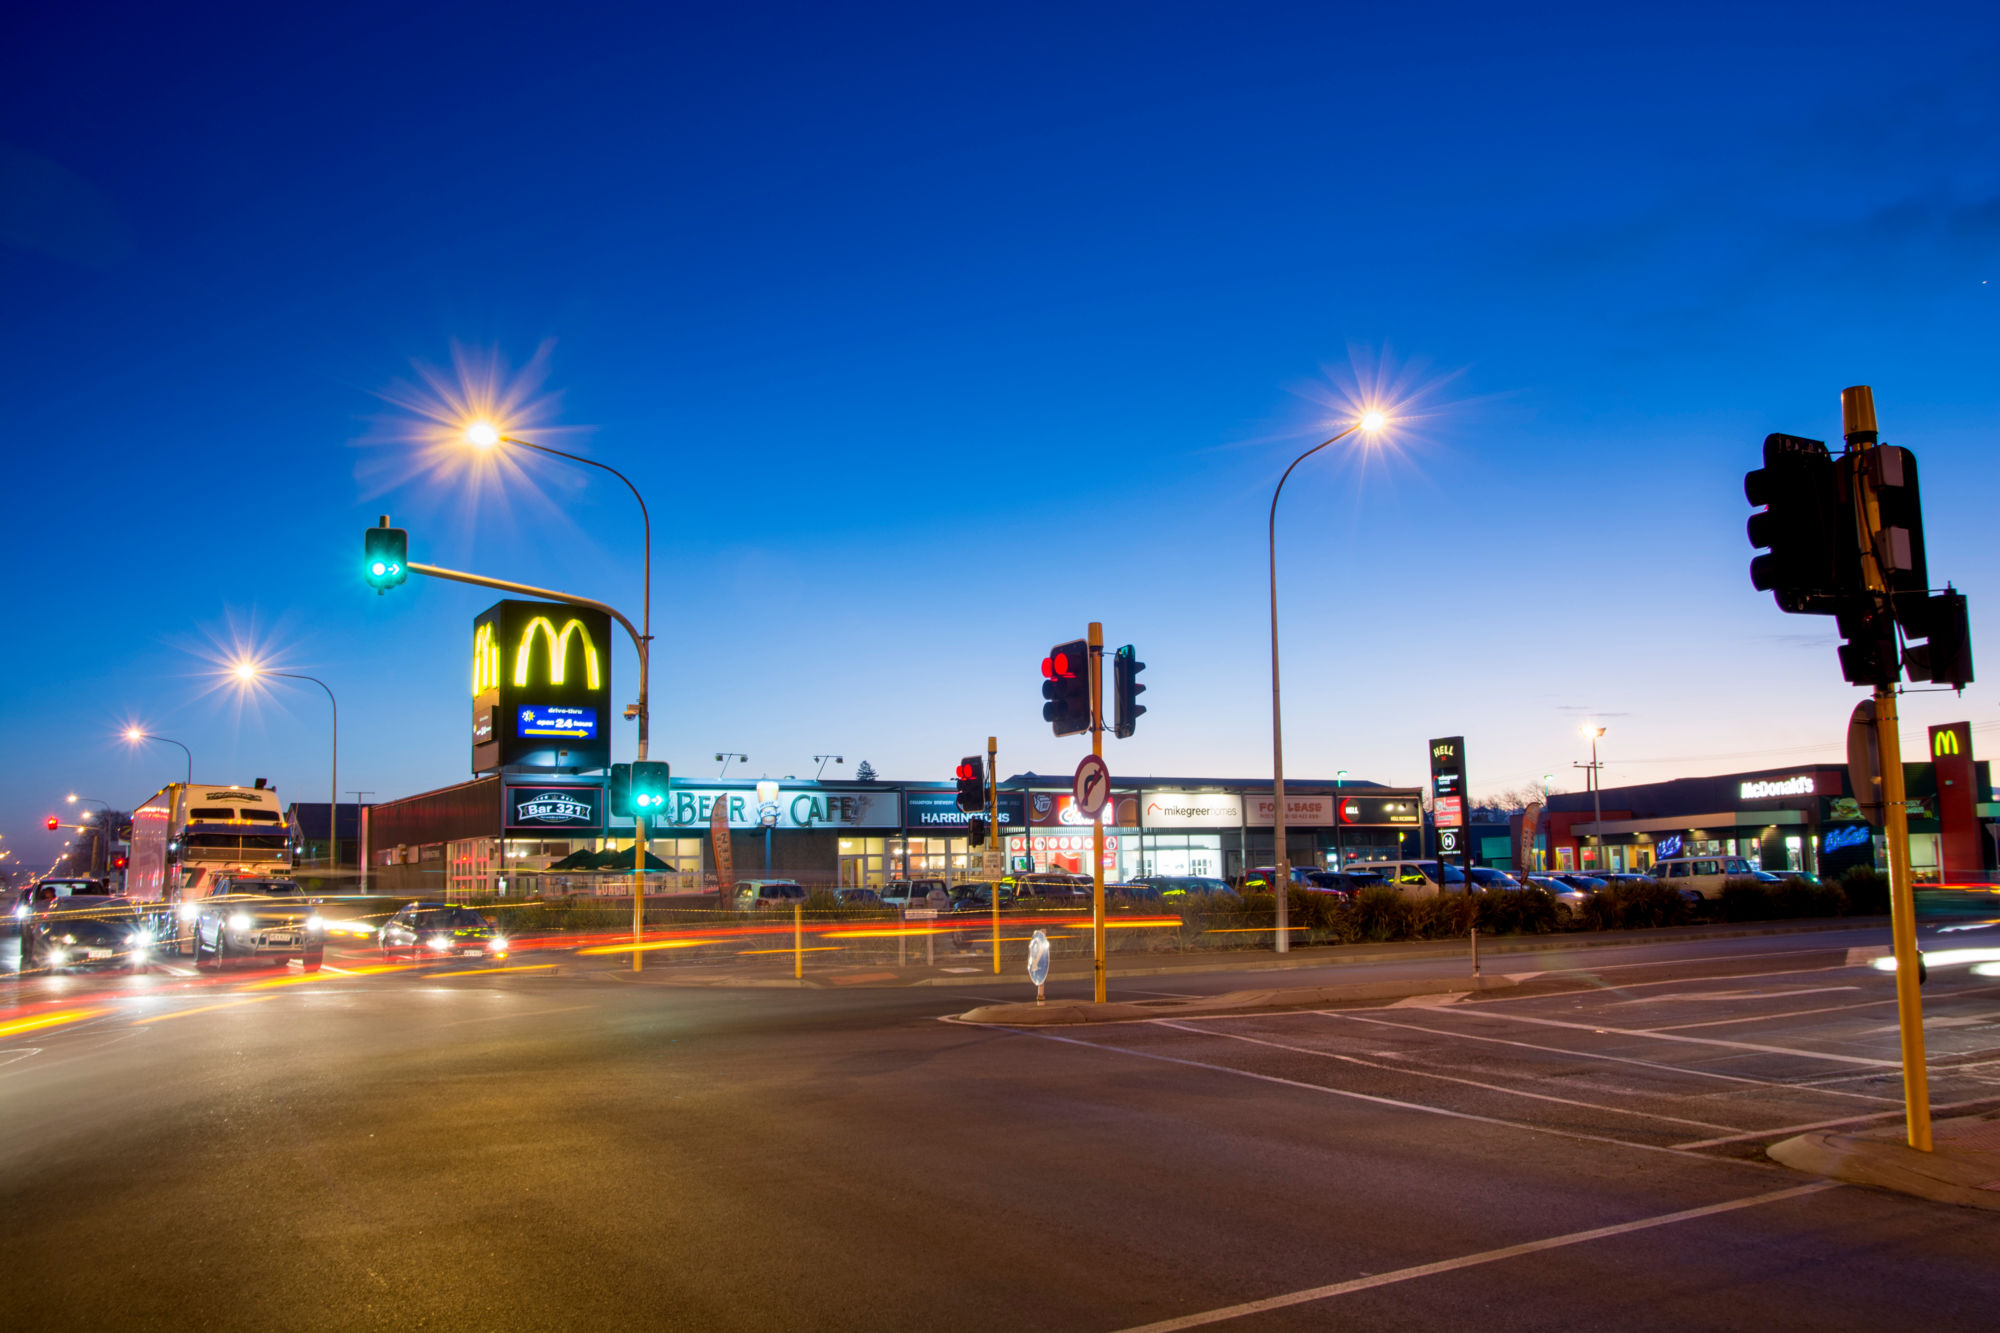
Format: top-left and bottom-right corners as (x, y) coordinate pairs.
(1004, 875), (1092, 903)
(834, 888), (882, 907)
(379, 904), (509, 961)
(21, 893), (157, 973)
(191, 879), (326, 971)
(11, 877), (108, 935)
(1132, 876), (1236, 899)
(1466, 867), (1524, 893)
(948, 882), (1013, 910)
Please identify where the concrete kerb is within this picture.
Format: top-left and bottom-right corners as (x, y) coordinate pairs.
(1769, 1110), (2000, 1211)
(951, 974), (1522, 1026)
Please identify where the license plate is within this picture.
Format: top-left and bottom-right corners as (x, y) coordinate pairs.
(85, 948), (114, 959)
(264, 933), (298, 947)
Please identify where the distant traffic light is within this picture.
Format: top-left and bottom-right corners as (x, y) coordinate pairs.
(45, 816), (58, 831)
(966, 815), (989, 848)
(1113, 645), (1146, 739)
(1904, 589), (1974, 691)
(631, 761), (671, 812)
(955, 756), (985, 812)
(364, 517), (409, 592)
(1041, 639), (1090, 737)
(608, 763), (633, 818)
(1744, 434), (1847, 614)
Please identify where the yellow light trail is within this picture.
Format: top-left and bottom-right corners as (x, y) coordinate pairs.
(737, 946), (841, 956)
(425, 964), (559, 977)
(131, 997), (273, 1024)
(0, 1008), (105, 1038)
(820, 927), (953, 939)
(242, 962), (417, 989)
(576, 939), (717, 956)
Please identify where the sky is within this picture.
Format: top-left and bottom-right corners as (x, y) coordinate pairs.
(5, 1), (1997, 871)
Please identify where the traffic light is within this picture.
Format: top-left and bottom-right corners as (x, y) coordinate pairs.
(608, 763), (633, 818)
(1853, 445), (1929, 630)
(1744, 434), (1848, 614)
(1904, 589), (1974, 691)
(364, 517), (408, 592)
(966, 815), (989, 847)
(1836, 603), (1899, 689)
(45, 816), (58, 831)
(1113, 645), (1146, 739)
(112, 856), (128, 871)
(1041, 639), (1090, 736)
(955, 756), (985, 812)
(632, 761), (671, 812)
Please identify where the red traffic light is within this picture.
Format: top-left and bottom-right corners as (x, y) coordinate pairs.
(113, 856), (129, 870)
(1042, 651), (1075, 679)
(954, 762), (976, 782)
(45, 815), (59, 831)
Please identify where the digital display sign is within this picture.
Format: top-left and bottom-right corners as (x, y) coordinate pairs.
(518, 705), (597, 739)
(472, 600), (613, 773)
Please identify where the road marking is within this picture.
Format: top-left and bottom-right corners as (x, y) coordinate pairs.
(1612, 985), (1860, 1006)
(318, 965), (356, 975)
(156, 965), (196, 978)
(1108, 1183), (1837, 1332)
(1449, 1009), (1900, 1068)
(1649, 998), (1895, 1031)
(1328, 1012), (1900, 1105)
(1671, 1096), (2000, 1149)
(131, 997), (273, 1024)
(1154, 1020), (1745, 1134)
(1011, 1028), (1703, 1158)
(1467, 964), (1866, 1006)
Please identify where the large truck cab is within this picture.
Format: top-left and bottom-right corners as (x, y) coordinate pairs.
(127, 781), (293, 953)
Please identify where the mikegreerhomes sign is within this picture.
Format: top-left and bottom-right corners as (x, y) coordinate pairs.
(647, 787), (900, 831)
(1140, 791), (1243, 828)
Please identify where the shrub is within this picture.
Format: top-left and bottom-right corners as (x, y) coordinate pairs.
(1716, 877), (1848, 922)
(1839, 866), (1890, 915)
(1581, 879), (1692, 931)
(1475, 887), (1559, 935)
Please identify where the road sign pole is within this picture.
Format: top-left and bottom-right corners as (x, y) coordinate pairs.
(989, 734), (1001, 976)
(1089, 621), (1106, 1004)
(633, 812), (646, 973)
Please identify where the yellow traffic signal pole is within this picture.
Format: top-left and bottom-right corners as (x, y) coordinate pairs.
(1090, 621), (1107, 1003)
(989, 734), (1001, 976)
(1845, 385), (1931, 1151)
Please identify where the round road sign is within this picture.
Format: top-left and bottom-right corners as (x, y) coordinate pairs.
(1027, 929), (1050, 987)
(1072, 754), (1111, 818)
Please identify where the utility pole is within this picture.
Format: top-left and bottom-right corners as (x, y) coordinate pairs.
(988, 734), (1000, 976)
(346, 791), (373, 887)
(1089, 622), (1107, 1004)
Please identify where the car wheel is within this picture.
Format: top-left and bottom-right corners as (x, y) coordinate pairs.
(214, 928), (231, 970)
(301, 948), (323, 973)
(19, 931), (36, 972)
(194, 925), (215, 969)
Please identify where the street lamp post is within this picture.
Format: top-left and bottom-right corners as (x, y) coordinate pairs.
(1578, 727), (1606, 871)
(1269, 411), (1386, 952)
(234, 666), (338, 873)
(125, 728), (194, 785)
(1334, 769), (1348, 870)
(716, 753), (748, 779)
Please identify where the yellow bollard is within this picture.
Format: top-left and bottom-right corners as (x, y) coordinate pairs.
(794, 901), (803, 981)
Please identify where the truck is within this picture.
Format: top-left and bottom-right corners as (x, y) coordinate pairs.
(127, 781), (293, 953)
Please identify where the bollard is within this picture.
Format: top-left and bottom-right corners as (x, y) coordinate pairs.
(1471, 926), (1480, 977)
(794, 901), (803, 980)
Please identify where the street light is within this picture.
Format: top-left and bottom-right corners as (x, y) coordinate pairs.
(813, 754), (844, 781)
(462, 422), (652, 769)
(1268, 411), (1389, 952)
(233, 662), (340, 872)
(125, 727), (194, 785)
(716, 752), (748, 778)
(1334, 769), (1348, 870)
(1578, 726), (1606, 871)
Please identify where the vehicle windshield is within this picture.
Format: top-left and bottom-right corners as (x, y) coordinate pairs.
(421, 908), (489, 929)
(233, 880), (304, 895)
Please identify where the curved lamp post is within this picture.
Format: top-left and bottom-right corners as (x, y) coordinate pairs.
(125, 728), (194, 785)
(234, 665), (338, 871)
(1269, 411), (1387, 952)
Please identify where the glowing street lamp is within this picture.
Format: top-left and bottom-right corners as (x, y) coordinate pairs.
(1268, 410), (1390, 951)
(125, 726), (194, 785)
(1578, 725), (1607, 870)
(233, 661), (341, 873)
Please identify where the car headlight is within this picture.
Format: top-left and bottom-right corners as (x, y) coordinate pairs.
(427, 933), (453, 951)
(488, 937), (508, 952)
(178, 903), (199, 921)
(46, 947), (68, 966)
(305, 914), (324, 932)
(61, 933), (76, 944)
(228, 912), (253, 932)
(130, 930), (156, 950)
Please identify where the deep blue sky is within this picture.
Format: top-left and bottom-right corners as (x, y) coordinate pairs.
(6, 1), (1996, 868)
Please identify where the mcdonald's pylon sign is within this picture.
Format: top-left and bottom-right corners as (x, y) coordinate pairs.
(1933, 727), (1961, 757)
(472, 599), (613, 773)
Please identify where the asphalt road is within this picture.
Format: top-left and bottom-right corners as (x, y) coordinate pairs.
(5, 924), (1999, 1330)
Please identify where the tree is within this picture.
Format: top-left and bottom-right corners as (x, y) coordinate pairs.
(853, 761), (877, 783)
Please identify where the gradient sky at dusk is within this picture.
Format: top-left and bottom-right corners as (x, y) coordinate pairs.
(5, 2), (1996, 868)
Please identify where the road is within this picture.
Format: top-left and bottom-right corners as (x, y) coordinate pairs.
(5, 923), (1999, 1330)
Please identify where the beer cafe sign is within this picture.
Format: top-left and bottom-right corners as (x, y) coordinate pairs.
(647, 787), (900, 831)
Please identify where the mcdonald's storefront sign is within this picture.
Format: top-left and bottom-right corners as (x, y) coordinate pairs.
(472, 599), (613, 773)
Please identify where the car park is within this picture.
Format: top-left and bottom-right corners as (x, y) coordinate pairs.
(730, 880), (809, 910)
(190, 879), (325, 971)
(378, 904), (508, 961)
(1525, 875), (1591, 923)
(20, 892), (156, 973)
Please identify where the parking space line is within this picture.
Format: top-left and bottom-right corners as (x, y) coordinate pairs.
(1009, 1027), (1703, 1157)
(1108, 1183), (1837, 1333)
(1154, 1020), (1746, 1134)
(1670, 1096), (2000, 1150)
(1329, 1012), (1900, 1104)
(1450, 1009), (1900, 1068)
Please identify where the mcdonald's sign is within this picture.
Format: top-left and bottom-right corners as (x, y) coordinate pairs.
(472, 599), (612, 773)
(1933, 727), (1961, 757)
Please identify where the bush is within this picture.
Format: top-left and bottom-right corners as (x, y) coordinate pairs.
(1581, 879), (1693, 931)
(1717, 877), (1848, 922)
(1839, 866), (1890, 915)
(1475, 887), (1559, 935)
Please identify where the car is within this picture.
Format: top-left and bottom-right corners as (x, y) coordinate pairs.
(11, 877), (108, 934)
(1546, 873), (1608, 892)
(1649, 856), (1764, 900)
(730, 880), (809, 910)
(1466, 867), (1524, 893)
(1002, 874), (1092, 903)
(1106, 881), (1165, 902)
(834, 888), (882, 907)
(879, 878), (950, 910)
(1352, 860), (1472, 896)
(947, 882), (1012, 910)
(20, 893), (157, 973)
(378, 904), (509, 961)
(1525, 875), (1590, 923)
(190, 879), (326, 971)
(1237, 866), (1320, 892)
(1131, 876), (1237, 899)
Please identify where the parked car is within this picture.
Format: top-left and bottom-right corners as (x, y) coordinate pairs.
(879, 879), (950, 910)
(378, 904), (508, 961)
(948, 882), (1012, 910)
(730, 880), (809, 910)
(1131, 876), (1236, 899)
(1002, 874), (1092, 903)
(1547, 873), (1608, 892)
(1525, 875), (1590, 923)
(191, 879), (325, 971)
(1650, 856), (1763, 900)
(1238, 866), (1318, 892)
(834, 888), (881, 907)
(1353, 860), (1471, 896)
(1466, 867), (1524, 893)
(20, 893), (156, 973)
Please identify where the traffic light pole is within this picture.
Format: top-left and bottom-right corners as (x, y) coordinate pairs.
(988, 734), (1001, 976)
(1843, 387), (1931, 1151)
(1089, 621), (1107, 1004)
(403, 558), (651, 973)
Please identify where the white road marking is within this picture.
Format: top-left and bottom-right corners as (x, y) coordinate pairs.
(156, 965), (197, 978)
(1466, 964), (1869, 1006)
(1449, 1009), (1900, 1068)
(1154, 1020), (1745, 1134)
(1109, 1183), (1838, 1332)
(1009, 1028), (1705, 1158)
(1671, 1096), (2000, 1150)
(1650, 998), (1895, 1031)
(1328, 1012), (1900, 1105)
(1611, 985), (1860, 1006)
(318, 965), (356, 975)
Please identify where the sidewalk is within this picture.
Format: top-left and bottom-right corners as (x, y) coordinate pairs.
(576, 916), (1888, 990)
(1770, 1111), (2000, 1211)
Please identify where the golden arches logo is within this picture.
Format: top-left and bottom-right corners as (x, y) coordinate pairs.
(513, 616), (602, 690)
(471, 623), (502, 697)
(1934, 729), (1961, 757)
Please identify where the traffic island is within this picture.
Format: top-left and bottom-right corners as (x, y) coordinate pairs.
(1768, 1110), (2000, 1212)
(952, 973), (1520, 1025)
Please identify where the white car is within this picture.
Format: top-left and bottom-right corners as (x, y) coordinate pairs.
(1650, 856), (1761, 900)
